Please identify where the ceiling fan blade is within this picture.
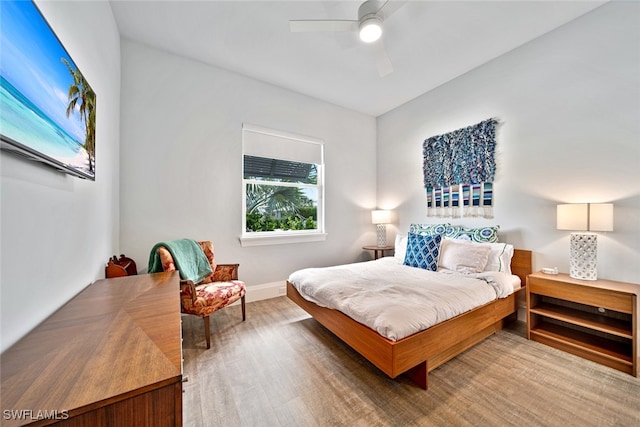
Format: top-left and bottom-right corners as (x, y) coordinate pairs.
(378, 1), (406, 20)
(289, 20), (359, 33)
(374, 39), (393, 77)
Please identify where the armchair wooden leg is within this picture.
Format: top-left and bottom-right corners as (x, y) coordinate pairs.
(204, 316), (211, 349)
(241, 295), (246, 321)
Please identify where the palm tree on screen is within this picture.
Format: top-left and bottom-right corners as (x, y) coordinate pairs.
(62, 58), (96, 173)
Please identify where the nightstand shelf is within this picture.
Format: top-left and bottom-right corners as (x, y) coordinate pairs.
(527, 272), (639, 376)
(530, 322), (633, 370)
(529, 303), (633, 338)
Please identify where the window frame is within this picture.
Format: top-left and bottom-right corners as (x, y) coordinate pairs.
(240, 124), (326, 247)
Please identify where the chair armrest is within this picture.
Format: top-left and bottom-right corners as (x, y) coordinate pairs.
(213, 263), (239, 281)
(156, 246), (177, 272)
(180, 279), (197, 304)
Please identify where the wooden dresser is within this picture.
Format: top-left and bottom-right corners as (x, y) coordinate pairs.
(1, 272), (183, 426)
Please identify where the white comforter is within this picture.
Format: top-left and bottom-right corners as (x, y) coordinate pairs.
(288, 257), (520, 342)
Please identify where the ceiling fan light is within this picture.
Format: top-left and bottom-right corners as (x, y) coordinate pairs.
(359, 17), (382, 43)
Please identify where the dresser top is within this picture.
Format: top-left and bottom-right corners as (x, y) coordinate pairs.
(1, 272), (182, 425)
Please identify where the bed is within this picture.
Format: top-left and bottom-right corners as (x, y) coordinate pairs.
(287, 232), (532, 389)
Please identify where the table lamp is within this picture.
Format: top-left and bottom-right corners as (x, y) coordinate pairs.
(557, 203), (613, 280)
(371, 210), (392, 247)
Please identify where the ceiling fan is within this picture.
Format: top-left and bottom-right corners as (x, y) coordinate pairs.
(289, 0), (406, 77)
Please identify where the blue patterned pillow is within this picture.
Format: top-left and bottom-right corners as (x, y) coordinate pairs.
(409, 223), (450, 236)
(445, 225), (500, 243)
(403, 233), (442, 271)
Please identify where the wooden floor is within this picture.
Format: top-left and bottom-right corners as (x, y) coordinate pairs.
(181, 297), (640, 427)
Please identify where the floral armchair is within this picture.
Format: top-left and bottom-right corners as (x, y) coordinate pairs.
(156, 241), (246, 349)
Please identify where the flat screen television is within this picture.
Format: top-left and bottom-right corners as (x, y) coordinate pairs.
(0, 0), (96, 180)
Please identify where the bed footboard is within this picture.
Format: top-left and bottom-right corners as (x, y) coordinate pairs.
(286, 281), (397, 377)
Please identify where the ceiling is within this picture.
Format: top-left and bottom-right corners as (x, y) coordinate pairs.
(110, 0), (606, 117)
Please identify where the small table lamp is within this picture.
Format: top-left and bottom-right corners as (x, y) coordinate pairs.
(557, 203), (613, 280)
(371, 209), (392, 247)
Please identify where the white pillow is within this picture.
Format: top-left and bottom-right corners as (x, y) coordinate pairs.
(443, 237), (514, 274)
(438, 238), (491, 274)
(481, 241), (515, 274)
(394, 234), (408, 262)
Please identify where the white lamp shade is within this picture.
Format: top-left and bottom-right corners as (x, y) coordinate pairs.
(589, 203), (614, 231)
(371, 209), (392, 224)
(557, 204), (588, 231)
(557, 202), (613, 281)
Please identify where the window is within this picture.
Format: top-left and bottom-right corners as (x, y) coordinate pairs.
(241, 124), (325, 246)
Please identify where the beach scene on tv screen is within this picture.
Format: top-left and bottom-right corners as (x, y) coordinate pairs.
(0, 0), (96, 179)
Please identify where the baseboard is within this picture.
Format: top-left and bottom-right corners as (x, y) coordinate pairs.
(245, 281), (287, 302)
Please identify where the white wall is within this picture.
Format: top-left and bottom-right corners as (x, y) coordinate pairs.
(0, 1), (121, 351)
(119, 41), (377, 287)
(377, 2), (640, 283)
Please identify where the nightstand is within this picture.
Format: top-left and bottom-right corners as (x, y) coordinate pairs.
(526, 271), (639, 376)
(362, 245), (394, 260)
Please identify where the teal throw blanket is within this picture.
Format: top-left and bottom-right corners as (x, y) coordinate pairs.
(148, 239), (213, 283)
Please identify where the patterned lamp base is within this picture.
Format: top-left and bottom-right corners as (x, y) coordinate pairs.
(569, 233), (598, 280)
(376, 224), (387, 247)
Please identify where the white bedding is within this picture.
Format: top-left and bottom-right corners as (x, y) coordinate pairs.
(288, 257), (521, 341)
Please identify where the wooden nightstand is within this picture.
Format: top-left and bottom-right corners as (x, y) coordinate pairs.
(362, 245), (394, 260)
(526, 271), (639, 376)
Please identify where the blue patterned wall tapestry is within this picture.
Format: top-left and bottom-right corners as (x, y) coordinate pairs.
(423, 118), (497, 218)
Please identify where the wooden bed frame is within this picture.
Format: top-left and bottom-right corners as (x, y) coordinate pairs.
(286, 249), (532, 389)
